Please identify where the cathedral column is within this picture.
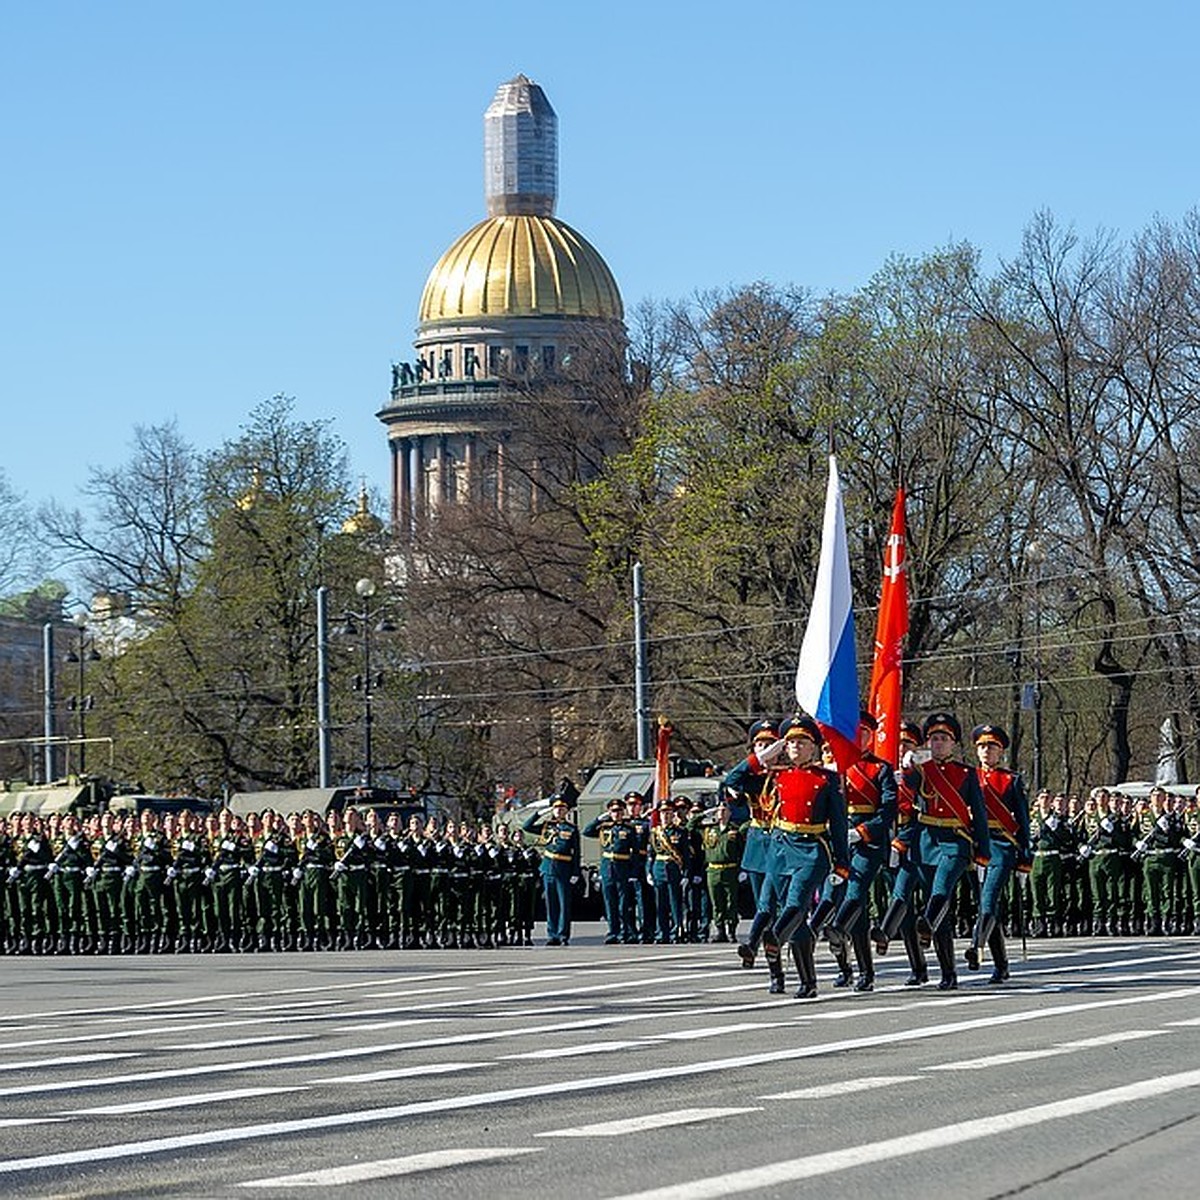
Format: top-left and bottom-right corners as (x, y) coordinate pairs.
(464, 437), (477, 504)
(408, 439), (422, 534)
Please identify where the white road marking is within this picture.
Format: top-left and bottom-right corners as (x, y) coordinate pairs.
(239, 1146), (540, 1187)
(0, 1119), (67, 1128)
(655, 1023), (781, 1040)
(604, 1066), (1200, 1199)
(504, 1040), (663, 1060)
(0, 987), (1194, 1176)
(0, 1052), (140, 1072)
(762, 1075), (923, 1100)
(924, 1027), (1167, 1071)
(1168, 1017), (1200, 1026)
(69, 1086), (310, 1116)
(539, 1107), (761, 1138)
(320, 1061), (492, 1084)
(160, 1034), (316, 1052)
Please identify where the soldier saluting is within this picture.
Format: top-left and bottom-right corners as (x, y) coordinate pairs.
(522, 794), (580, 946)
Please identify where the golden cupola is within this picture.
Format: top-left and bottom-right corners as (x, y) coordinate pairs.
(378, 75), (626, 538)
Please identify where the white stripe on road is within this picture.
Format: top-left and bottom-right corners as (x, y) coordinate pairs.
(604, 1066), (1200, 1199)
(69, 1086), (310, 1116)
(762, 1075), (923, 1100)
(160, 1035), (316, 1052)
(0, 1119), (67, 1128)
(924, 1028), (1167, 1071)
(538, 1108), (761, 1138)
(0, 987), (1194, 1176)
(321, 1061), (492, 1084)
(239, 1146), (540, 1188)
(503, 1040), (663, 1060)
(0, 1052), (140, 1073)
(1168, 1017), (1200, 1026)
(655, 1023), (782, 1040)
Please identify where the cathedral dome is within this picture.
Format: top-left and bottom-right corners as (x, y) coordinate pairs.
(418, 214), (623, 324)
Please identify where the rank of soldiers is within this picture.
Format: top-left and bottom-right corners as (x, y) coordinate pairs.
(0, 808), (544, 955)
(1, 715), (1197, 965)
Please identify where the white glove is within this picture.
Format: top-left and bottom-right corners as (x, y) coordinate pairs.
(889, 846), (900, 869)
(292, 868), (303, 882)
(570, 875), (580, 884)
(85, 866), (96, 880)
(829, 872), (846, 887)
(374, 838), (387, 851)
(847, 827), (862, 845)
(900, 749), (915, 770)
(1101, 817), (1114, 833)
(7, 867), (19, 882)
(1158, 814), (1170, 831)
(737, 870), (748, 882)
(1046, 815), (1059, 830)
(354, 835), (366, 849)
(646, 873), (654, 886)
(247, 865), (259, 879)
(976, 864), (986, 882)
(123, 865), (136, 880)
(166, 866), (178, 880)
(46, 862), (59, 876)
(333, 860), (346, 874)
(1135, 839), (1149, 854)
(1079, 844), (1092, 859)
(1184, 838), (1197, 851)
(203, 868), (216, 884)
(755, 737), (788, 767)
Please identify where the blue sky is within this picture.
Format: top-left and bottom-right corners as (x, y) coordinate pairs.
(3, 0), (1197, 530)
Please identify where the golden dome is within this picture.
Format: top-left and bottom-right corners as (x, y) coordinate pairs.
(419, 215), (622, 324)
(341, 487), (384, 536)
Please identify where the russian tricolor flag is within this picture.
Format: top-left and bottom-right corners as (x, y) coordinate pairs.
(795, 455), (861, 772)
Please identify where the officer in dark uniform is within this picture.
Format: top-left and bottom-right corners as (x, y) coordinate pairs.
(522, 795), (580, 945)
(1136, 786), (1184, 935)
(724, 720), (781, 912)
(625, 792), (654, 943)
(648, 800), (691, 944)
(752, 715), (849, 998)
(964, 724), (1030, 982)
(583, 796), (638, 944)
(903, 713), (990, 990)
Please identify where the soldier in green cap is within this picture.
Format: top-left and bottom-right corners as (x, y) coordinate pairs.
(51, 814), (93, 954)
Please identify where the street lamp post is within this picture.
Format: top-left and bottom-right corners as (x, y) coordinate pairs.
(64, 610), (100, 775)
(337, 578), (395, 789)
(1025, 540), (1046, 794)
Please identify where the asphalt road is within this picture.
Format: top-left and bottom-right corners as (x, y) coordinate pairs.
(1, 928), (1199, 1198)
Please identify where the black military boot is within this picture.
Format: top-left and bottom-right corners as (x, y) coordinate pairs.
(793, 936), (818, 1000)
(831, 937), (854, 988)
(851, 923), (875, 992)
(806, 897), (837, 939)
(764, 934), (786, 994)
(987, 920), (1010, 983)
(916, 894), (950, 949)
(965, 913), (996, 971)
(901, 922), (928, 985)
(934, 926), (957, 990)
(871, 897), (908, 955)
(771, 906), (806, 947)
(738, 910), (773, 969)
(825, 899), (862, 952)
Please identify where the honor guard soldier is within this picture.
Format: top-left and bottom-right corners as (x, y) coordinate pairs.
(522, 794), (580, 945)
(755, 715), (850, 998)
(91, 811), (132, 955)
(207, 810), (253, 952)
(724, 720), (781, 912)
(816, 711), (897, 992)
(648, 800), (691, 944)
(691, 798), (744, 943)
(170, 810), (209, 952)
(131, 810), (172, 954)
(1082, 788), (1129, 936)
(583, 796), (638, 944)
(624, 792), (654, 943)
(901, 713), (990, 989)
(333, 808), (374, 950)
(1182, 789), (1200, 936)
(255, 811), (298, 951)
(52, 815), (92, 954)
(296, 811), (334, 950)
(1136, 786), (1185, 935)
(726, 720), (788, 970)
(965, 724), (1031, 981)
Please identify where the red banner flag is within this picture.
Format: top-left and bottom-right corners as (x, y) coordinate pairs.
(867, 489), (909, 766)
(653, 716), (673, 820)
